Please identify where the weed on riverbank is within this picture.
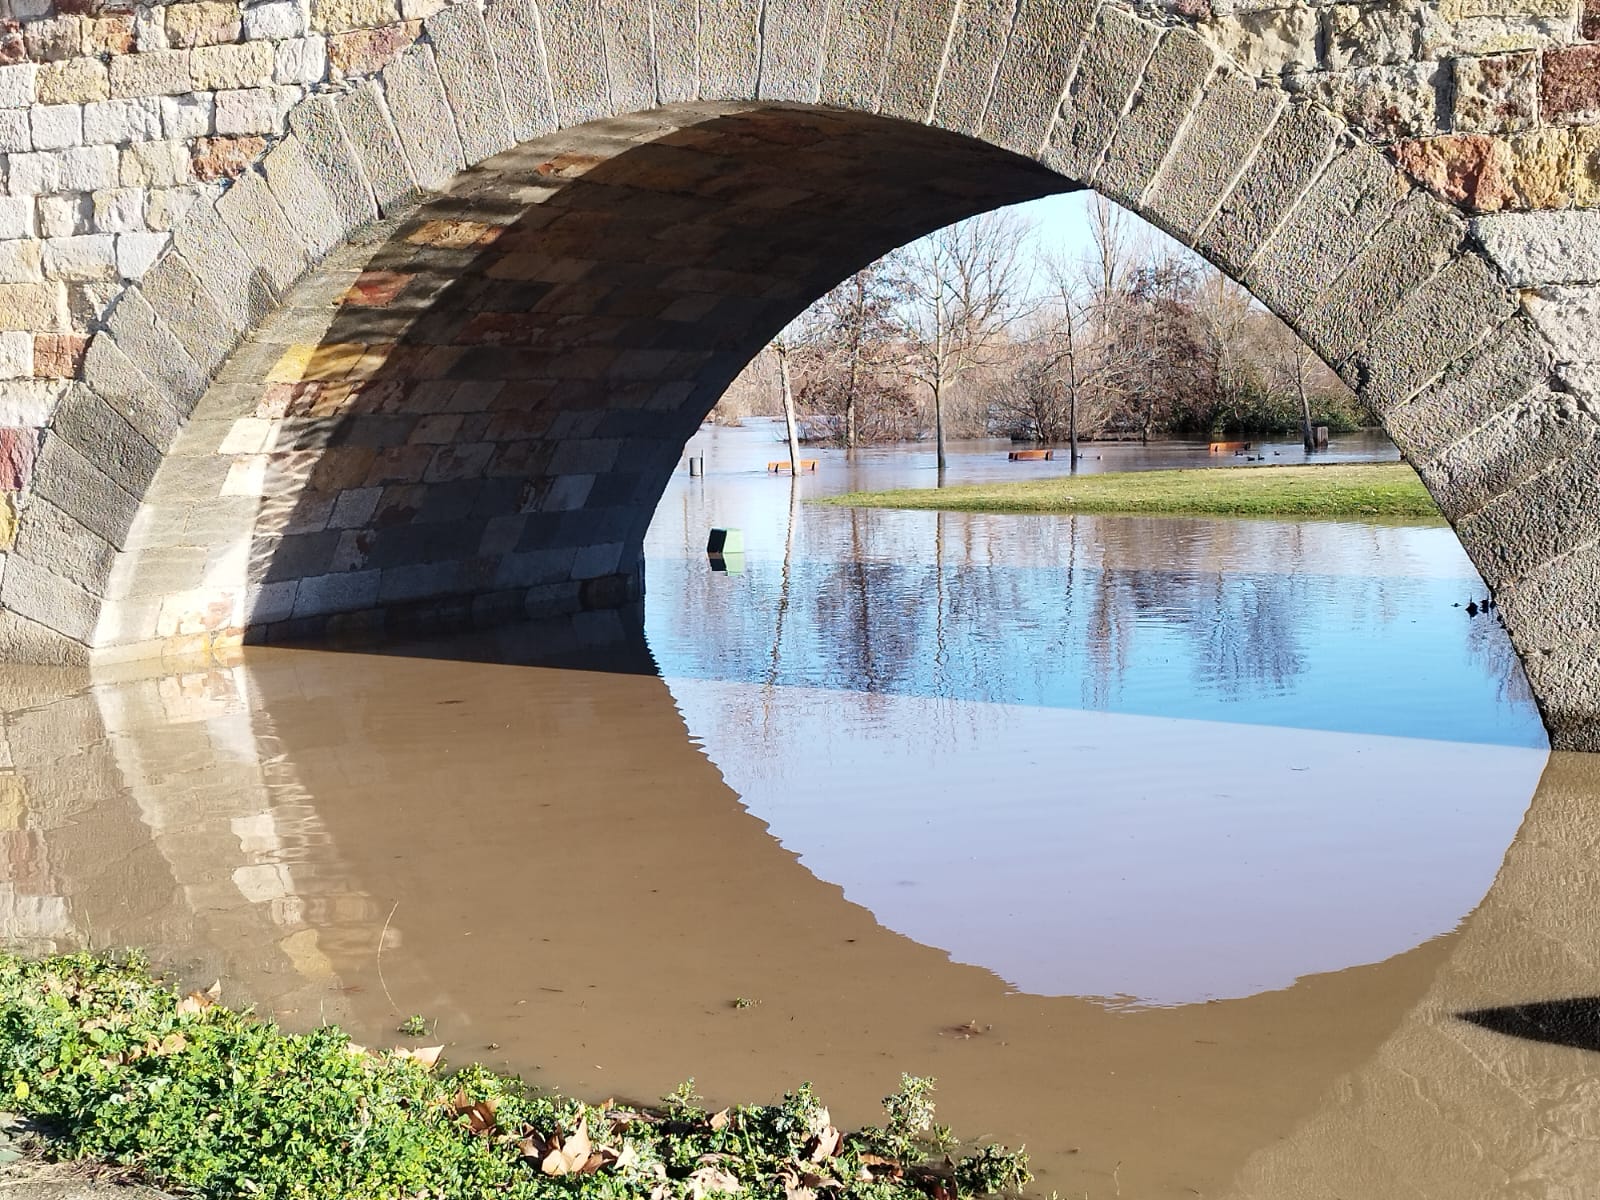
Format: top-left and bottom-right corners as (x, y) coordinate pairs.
(0, 953), (1029, 1200)
(822, 463), (1441, 520)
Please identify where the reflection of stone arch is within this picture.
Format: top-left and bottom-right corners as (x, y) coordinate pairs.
(10, 2), (1592, 745)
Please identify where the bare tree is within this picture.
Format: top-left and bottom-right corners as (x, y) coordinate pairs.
(793, 260), (906, 448)
(898, 210), (1035, 472)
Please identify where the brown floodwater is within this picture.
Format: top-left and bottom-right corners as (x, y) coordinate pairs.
(2, 428), (1593, 1199)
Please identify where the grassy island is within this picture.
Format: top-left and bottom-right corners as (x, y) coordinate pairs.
(0, 952), (1028, 1200)
(821, 463), (1441, 521)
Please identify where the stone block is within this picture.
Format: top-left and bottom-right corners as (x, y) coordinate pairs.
(165, 1), (242, 48)
(531, 0), (607, 126)
(1457, 434), (1600, 581)
(260, 134), (346, 260)
(0, 283), (68, 332)
(292, 568), (379, 617)
(480, 0), (556, 139)
(23, 14), (82, 62)
(313, 0), (401, 34)
(984, 0), (1098, 158)
(86, 14), (136, 56)
(0, 200), (29, 243)
(1207, 7), (1319, 77)
(116, 231), (170, 278)
(0, 331), (30, 379)
(120, 139), (193, 188)
(41, 234), (117, 281)
(0, 241), (41, 283)
(1360, 253), (1518, 413)
(191, 41), (275, 90)
(1047, 6), (1161, 184)
(214, 86), (286, 135)
(1543, 46), (1600, 123)
(215, 168), (307, 294)
(1, 553), (99, 643)
(0, 109), (27, 152)
(33, 332), (85, 379)
(243, 1), (307, 41)
(92, 187), (146, 235)
(1474, 211), (1600, 289)
(1096, 26), (1214, 210)
(423, 1), (513, 164)
(1295, 62), (1440, 143)
(190, 133), (267, 180)
(1498, 538), (1600, 650)
(0, 426), (37, 488)
(48, 382), (161, 499)
(379, 42), (463, 189)
(930, 0), (1013, 135)
(80, 332), (183, 454)
(35, 57), (108, 104)
(699, 0), (761, 100)
(598, 0), (654, 112)
(1300, 194), (1466, 368)
(1452, 51), (1539, 135)
(819, 1), (894, 110)
(286, 92), (380, 231)
(102, 286), (207, 418)
(1383, 315), (1553, 459)
(880, 0), (956, 122)
(1323, 4), (1418, 70)
(83, 96), (164, 144)
(110, 49), (192, 98)
(1248, 147), (1405, 320)
(1426, 392), (1595, 522)
(36, 193), (89, 240)
(333, 81), (417, 213)
(275, 35), (328, 84)
(30, 104), (82, 151)
(28, 431), (139, 551)
(0, 379), (62, 426)
(1147, 69), (1283, 243)
(328, 20), (420, 77)
(1198, 102), (1339, 277)
(0, 64), (36, 108)
(159, 92), (214, 139)
(136, 251), (236, 374)
(1523, 285), (1600, 364)
(10, 145), (119, 195)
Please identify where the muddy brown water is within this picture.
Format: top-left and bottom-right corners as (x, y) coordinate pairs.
(2, 428), (1594, 1198)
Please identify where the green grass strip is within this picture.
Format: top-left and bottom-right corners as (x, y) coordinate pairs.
(820, 463), (1442, 521)
(0, 953), (1029, 1200)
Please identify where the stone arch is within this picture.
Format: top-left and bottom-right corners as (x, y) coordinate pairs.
(10, 0), (1595, 748)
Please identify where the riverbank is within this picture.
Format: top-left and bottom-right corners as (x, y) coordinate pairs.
(820, 463), (1440, 520)
(0, 953), (1028, 1200)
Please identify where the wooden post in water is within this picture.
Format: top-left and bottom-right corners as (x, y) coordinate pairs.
(775, 338), (804, 480)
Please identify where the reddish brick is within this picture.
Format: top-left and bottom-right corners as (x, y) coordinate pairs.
(32, 334), (87, 379)
(84, 15), (135, 55)
(1544, 46), (1600, 121)
(1394, 134), (1516, 212)
(341, 271), (412, 307)
(0, 429), (38, 492)
(327, 20), (419, 79)
(191, 135), (267, 182)
(405, 219), (504, 250)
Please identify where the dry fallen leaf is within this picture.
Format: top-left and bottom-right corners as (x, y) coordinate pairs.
(806, 1126), (843, 1163)
(708, 1109), (731, 1131)
(687, 1164), (741, 1198)
(391, 1045), (444, 1069)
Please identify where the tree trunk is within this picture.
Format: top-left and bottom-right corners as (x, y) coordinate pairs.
(934, 375), (947, 476)
(776, 341), (803, 477)
(1065, 303), (1079, 470)
(1298, 357), (1315, 453)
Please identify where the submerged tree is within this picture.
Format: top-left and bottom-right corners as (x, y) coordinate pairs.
(792, 260), (909, 448)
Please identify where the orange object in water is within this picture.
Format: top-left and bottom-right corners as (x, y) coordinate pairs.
(1008, 449), (1054, 461)
(767, 460), (818, 473)
(1208, 441), (1251, 453)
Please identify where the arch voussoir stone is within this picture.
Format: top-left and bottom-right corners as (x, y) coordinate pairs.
(1093, 26), (1215, 211)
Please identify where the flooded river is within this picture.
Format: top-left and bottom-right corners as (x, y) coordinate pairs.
(4, 423), (1597, 1198)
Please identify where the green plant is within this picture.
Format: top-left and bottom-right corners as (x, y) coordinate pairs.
(397, 1014), (431, 1037)
(0, 953), (1032, 1200)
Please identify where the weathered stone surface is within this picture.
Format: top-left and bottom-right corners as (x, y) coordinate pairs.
(1451, 51), (1539, 134)
(1499, 538), (1600, 651)
(259, 133), (347, 260)
(1394, 133), (1516, 212)
(982, 0), (1098, 158)
(1323, 4), (1419, 70)
(379, 42), (464, 189)
(1096, 26), (1213, 207)
(879, 0), (956, 122)
(48, 381), (161, 498)
(758, 0), (829, 103)
(1205, 6), (1320, 77)
(28, 429), (140, 549)
(930, 0), (1014, 135)
(334, 80), (417, 213)
(1523, 285), (1600, 365)
(698, 0), (761, 101)
(286, 91), (379, 230)
(538, 0), (609, 126)
(1457, 434), (1600, 581)
(1, 550), (100, 641)
(819, 0), (894, 111)
(482, 0), (557, 140)
(102, 285), (206, 417)
(1476, 210), (1600, 288)
(135, 250), (235, 375)
(215, 168), (307, 295)
(328, 20), (420, 78)
(80, 330), (185, 449)
(1422, 388), (1595, 522)
(1198, 100), (1338, 275)
(1299, 194), (1466, 368)
(423, 0), (513, 163)
(1249, 147), (1405, 319)
(1359, 252), (1517, 412)
(1542, 45), (1600, 123)
(1047, 6), (1161, 183)
(1383, 314), (1553, 459)
(1144, 68), (1283, 243)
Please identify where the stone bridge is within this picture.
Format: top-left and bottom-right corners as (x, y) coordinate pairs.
(0, 0), (1595, 744)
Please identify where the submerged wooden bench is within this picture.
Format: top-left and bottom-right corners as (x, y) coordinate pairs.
(1208, 441), (1251, 453)
(768, 460), (818, 473)
(1008, 449), (1054, 461)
